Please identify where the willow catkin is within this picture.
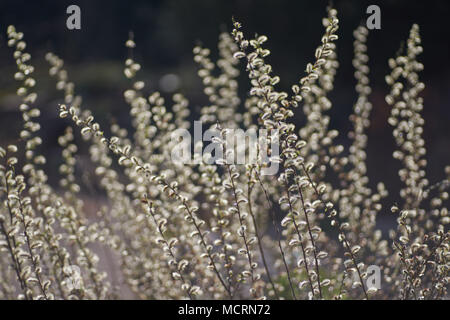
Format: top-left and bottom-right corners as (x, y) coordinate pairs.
(0, 7), (448, 300)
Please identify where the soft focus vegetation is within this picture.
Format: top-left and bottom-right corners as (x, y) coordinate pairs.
(0, 6), (448, 300)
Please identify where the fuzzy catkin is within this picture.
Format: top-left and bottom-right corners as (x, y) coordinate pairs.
(0, 7), (448, 300)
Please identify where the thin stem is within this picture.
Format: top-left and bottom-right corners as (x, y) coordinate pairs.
(145, 200), (193, 300)
(301, 163), (369, 300)
(283, 176), (315, 298)
(295, 175), (323, 299)
(224, 161), (256, 297)
(256, 173), (297, 300)
(247, 168), (280, 299)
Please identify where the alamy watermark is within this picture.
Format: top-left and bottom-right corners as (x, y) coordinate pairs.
(366, 5), (381, 30)
(305, 258), (382, 292)
(352, 264), (381, 292)
(170, 121), (280, 175)
(66, 5), (81, 30)
(63, 265), (83, 291)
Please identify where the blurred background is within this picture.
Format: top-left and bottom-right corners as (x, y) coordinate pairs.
(0, 0), (449, 228)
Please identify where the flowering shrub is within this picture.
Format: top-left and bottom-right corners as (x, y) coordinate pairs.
(0, 6), (448, 300)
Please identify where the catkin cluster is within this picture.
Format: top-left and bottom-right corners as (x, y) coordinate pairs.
(0, 7), (448, 300)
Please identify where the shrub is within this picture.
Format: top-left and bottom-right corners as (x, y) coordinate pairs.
(0, 6), (448, 300)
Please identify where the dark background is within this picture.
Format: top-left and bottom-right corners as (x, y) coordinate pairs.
(0, 0), (449, 225)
